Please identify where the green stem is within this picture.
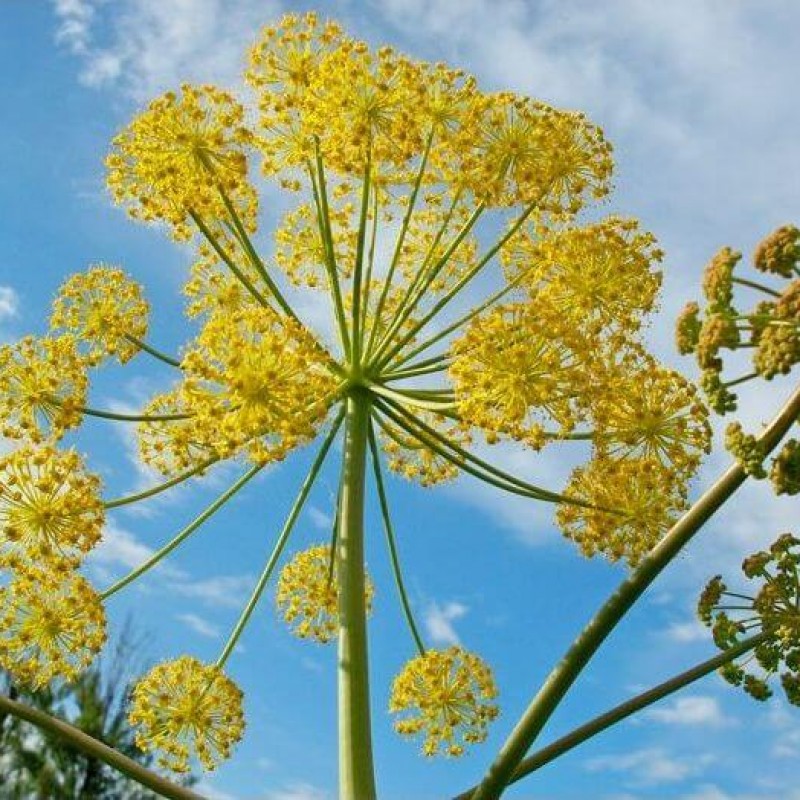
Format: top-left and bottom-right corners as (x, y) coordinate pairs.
(454, 632), (767, 799)
(123, 334), (181, 368)
(351, 146), (373, 366)
(188, 210), (271, 308)
(337, 392), (377, 800)
(103, 459), (217, 509)
(78, 406), (191, 423)
(374, 397), (589, 506)
(387, 262), (533, 372)
(375, 200), (538, 371)
(101, 464), (263, 599)
(366, 380), (456, 412)
(311, 143), (352, 357)
(0, 694), (202, 800)
(732, 277), (781, 298)
(365, 128), (435, 359)
(367, 421), (426, 655)
(469, 382), (800, 800)
(216, 410), (344, 667)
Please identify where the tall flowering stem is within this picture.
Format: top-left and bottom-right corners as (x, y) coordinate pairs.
(337, 393), (377, 798)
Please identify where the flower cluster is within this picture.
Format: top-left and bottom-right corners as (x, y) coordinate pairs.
(698, 533), (800, 705)
(677, 225), (800, 412)
(50, 265), (150, 364)
(276, 544), (374, 643)
(128, 656), (245, 773)
(0, 445), (104, 568)
(0, 568), (106, 689)
(390, 646), (499, 757)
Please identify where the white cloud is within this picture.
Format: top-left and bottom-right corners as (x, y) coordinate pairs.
(193, 782), (236, 800)
(264, 783), (329, 800)
(52, 0), (283, 99)
(0, 286), (19, 322)
(175, 612), (220, 638)
(423, 600), (468, 646)
(53, 0), (96, 55)
(663, 619), (709, 644)
(89, 521), (185, 579)
(307, 505), (332, 531)
(644, 695), (732, 728)
(586, 746), (714, 786)
(172, 573), (254, 609)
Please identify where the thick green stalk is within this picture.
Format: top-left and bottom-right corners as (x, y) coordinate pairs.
(0, 694), (202, 800)
(470, 382), (800, 800)
(455, 632), (767, 799)
(337, 392), (377, 800)
(102, 464), (263, 599)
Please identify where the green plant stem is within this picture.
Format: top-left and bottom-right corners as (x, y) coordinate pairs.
(337, 392), (377, 800)
(387, 262), (534, 372)
(732, 276), (781, 297)
(103, 459), (218, 509)
(123, 333), (181, 367)
(351, 146), (373, 366)
(454, 632), (767, 799)
(365, 128), (435, 358)
(101, 464), (264, 600)
(78, 406), (192, 423)
(370, 197), (480, 366)
(367, 422), (426, 655)
(311, 143), (351, 357)
(469, 382), (800, 800)
(374, 396), (589, 506)
(383, 357), (452, 382)
(0, 694), (202, 800)
(374, 199), (539, 371)
(216, 410), (344, 667)
(366, 380), (456, 412)
(188, 209), (271, 308)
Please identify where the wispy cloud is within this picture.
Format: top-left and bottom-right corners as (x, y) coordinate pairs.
(175, 612), (220, 638)
(264, 783), (329, 800)
(172, 573), (254, 609)
(423, 600), (468, 646)
(52, 0), (283, 99)
(0, 286), (19, 322)
(586, 746), (714, 786)
(644, 695), (732, 728)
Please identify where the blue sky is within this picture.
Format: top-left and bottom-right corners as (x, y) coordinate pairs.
(2, 1), (800, 798)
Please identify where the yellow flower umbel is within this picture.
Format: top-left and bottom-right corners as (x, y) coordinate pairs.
(50, 265), (150, 365)
(558, 457), (686, 565)
(390, 646), (499, 757)
(0, 444), (104, 567)
(0, 335), (87, 443)
(0, 568), (106, 689)
(106, 83), (257, 241)
(180, 307), (340, 465)
(276, 544), (374, 643)
(128, 656), (245, 773)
